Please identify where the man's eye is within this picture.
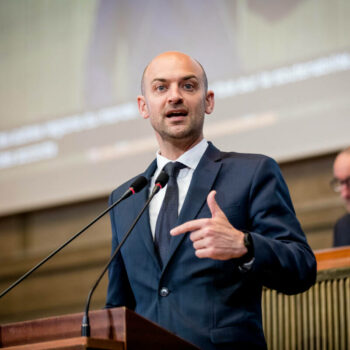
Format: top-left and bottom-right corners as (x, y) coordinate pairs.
(183, 83), (194, 90)
(156, 85), (166, 91)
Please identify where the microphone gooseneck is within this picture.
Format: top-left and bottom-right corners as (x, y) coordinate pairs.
(0, 175), (148, 300)
(81, 171), (169, 337)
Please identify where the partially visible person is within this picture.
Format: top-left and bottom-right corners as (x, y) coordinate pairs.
(331, 147), (350, 247)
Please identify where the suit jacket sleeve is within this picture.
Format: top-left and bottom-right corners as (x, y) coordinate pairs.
(245, 156), (316, 294)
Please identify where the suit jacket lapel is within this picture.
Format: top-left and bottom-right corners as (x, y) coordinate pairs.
(163, 143), (222, 269)
(131, 159), (161, 269)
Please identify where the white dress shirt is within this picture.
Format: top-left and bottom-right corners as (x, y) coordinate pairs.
(149, 139), (208, 239)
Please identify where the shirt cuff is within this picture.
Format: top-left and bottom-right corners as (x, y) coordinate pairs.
(238, 257), (255, 272)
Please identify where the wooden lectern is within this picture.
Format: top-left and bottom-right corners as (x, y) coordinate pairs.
(0, 307), (199, 350)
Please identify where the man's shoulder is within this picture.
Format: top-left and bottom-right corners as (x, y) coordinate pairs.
(109, 159), (156, 200)
(220, 150), (272, 162)
(217, 149), (278, 170)
(207, 147), (285, 188)
(334, 213), (350, 245)
(207, 143), (272, 163)
(336, 213), (350, 227)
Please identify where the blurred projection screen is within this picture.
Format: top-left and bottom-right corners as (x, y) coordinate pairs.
(0, 0), (349, 215)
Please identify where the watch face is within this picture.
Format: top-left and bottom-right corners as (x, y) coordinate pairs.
(243, 232), (251, 248)
(243, 232), (254, 258)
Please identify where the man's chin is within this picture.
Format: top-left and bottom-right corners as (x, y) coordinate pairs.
(164, 126), (195, 139)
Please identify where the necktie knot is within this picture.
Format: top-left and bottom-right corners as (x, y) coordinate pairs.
(163, 161), (186, 179)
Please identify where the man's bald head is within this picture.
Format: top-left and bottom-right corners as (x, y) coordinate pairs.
(338, 146), (350, 156)
(140, 51), (208, 96)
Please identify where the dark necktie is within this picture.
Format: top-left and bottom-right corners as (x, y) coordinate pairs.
(154, 161), (186, 267)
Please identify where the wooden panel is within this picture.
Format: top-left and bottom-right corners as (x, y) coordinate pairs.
(23, 199), (112, 256)
(0, 244), (110, 323)
(0, 309), (127, 348)
(0, 337), (123, 350)
(0, 308), (199, 350)
(315, 246), (350, 271)
(0, 215), (25, 259)
(262, 248), (350, 349)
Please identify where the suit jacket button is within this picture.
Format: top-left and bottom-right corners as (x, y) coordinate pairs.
(160, 287), (169, 297)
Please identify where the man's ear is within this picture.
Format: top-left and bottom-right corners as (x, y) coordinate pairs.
(137, 95), (149, 119)
(205, 90), (215, 115)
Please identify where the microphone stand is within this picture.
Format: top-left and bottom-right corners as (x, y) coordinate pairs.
(81, 173), (168, 337)
(0, 176), (147, 299)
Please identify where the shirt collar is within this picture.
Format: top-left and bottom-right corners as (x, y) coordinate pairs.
(156, 138), (208, 172)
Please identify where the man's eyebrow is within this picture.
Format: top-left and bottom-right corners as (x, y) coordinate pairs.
(183, 75), (199, 81)
(151, 75), (199, 84)
(151, 78), (167, 84)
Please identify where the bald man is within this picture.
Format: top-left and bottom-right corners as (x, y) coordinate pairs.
(332, 147), (350, 247)
(105, 52), (316, 349)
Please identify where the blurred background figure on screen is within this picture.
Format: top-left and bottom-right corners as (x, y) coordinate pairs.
(331, 147), (350, 246)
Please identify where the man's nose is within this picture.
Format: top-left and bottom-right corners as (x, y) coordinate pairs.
(168, 86), (183, 104)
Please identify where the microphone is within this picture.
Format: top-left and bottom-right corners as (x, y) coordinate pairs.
(150, 170), (169, 195)
(0, 175), (148, 299)
(81, 171), (169, 336)
(119, 175), (148, 199)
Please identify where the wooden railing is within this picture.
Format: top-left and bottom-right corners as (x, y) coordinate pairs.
(262, 247), (350, 350)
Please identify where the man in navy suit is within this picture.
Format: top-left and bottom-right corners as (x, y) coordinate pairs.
(105, 51), (317, 349)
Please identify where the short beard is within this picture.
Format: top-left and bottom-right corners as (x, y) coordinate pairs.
(158, 118), (204, 142)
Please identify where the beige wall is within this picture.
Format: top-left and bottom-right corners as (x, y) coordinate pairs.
(0, 151), (346, 324)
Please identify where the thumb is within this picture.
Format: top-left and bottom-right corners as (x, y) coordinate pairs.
(207, 190), (225, 218)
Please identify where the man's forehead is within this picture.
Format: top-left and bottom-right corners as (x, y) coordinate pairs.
(141, 51), (208, 94)
(336, 153), (350, 163)
(144, 53), (203, 81)
(335, 153), (350, 173)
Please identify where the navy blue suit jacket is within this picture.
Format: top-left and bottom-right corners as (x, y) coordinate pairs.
(333, 213), (350, 247)
(106, 143), (316, 349)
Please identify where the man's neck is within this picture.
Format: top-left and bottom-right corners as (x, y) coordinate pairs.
(157, 136), (203, 160)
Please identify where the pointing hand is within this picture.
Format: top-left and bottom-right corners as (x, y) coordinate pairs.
(171, 191), (247, 260)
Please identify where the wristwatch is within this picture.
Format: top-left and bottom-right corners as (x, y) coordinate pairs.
(242, 231), (254, 261)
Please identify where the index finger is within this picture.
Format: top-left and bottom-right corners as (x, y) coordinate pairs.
(170, 218), (210, 236)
